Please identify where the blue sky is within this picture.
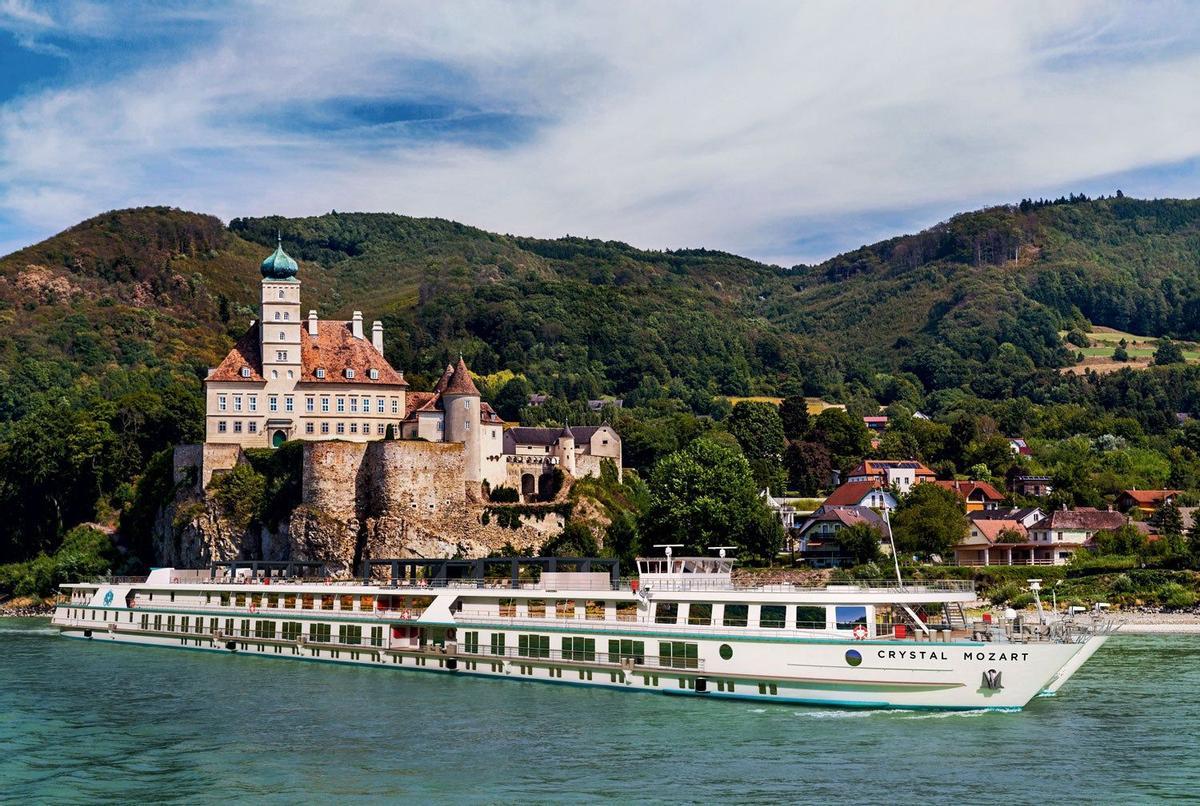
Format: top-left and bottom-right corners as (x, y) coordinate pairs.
(4, 1), (1200, 265)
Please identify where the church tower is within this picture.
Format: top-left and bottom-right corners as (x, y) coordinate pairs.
(259, 235), (302, 384)
(442, 356), (483, 485)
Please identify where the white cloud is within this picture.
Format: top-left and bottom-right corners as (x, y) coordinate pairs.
(4, 1), (1200, 264)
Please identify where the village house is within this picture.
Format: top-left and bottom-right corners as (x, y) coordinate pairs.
(934, 479), (1005, 512)
(1010, 474), (1053, 497)
(822, 480), (899, 512)
(953, 519), (1028, 566)
(1009, 438), (1032, 456)
(761, 490), (800, 529)
(846, 459), (936, 493)
(969, 506), (1046, 530)
(794, 506), (888, 568)
(956, 507), (1125, 566)
(1115, 489), (1181, 516)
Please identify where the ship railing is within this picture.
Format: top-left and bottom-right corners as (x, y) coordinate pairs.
(642, 578), (976, 594)
(447, 644), (704, 672)
(455, 610), (864, 642)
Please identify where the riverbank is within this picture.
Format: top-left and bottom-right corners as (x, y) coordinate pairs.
(0, 596), (60, 618)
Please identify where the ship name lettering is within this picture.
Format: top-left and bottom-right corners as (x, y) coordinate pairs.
(876, 650), (949, 661)
(962, 651), (1030, 662)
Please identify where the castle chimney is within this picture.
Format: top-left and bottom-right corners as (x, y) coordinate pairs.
(371, 320), (383, 353)
(351, 311), (364, 340)
(308, 310), (318, 337)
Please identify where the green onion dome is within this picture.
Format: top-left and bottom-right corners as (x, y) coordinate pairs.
(260, 235), (299, 279)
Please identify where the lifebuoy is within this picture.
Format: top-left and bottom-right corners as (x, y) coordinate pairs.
(324, 577), (332, 585)
(172, 577), (180, 584)
(852, 624), (868, 641)
(249, 603), (258, 614)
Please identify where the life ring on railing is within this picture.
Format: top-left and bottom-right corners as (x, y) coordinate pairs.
(324, 576), (332, 585)
(401, 609), (412, 620)
(852, 624), (868, 641)
(249, 603), (258, 614)
(172, 577), (180, 584)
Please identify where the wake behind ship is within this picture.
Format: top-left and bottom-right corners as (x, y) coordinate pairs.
(52, 552), (1111, 710)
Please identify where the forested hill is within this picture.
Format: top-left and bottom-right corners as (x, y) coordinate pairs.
(7, 196), (1200, 566)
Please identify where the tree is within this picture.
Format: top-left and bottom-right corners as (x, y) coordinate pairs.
(1112, 344), (1129, 362)
(784, 440), (833, 496)
(641, 437), (783, 561)
(494, 376), (534, 421)
(837, 522), (883, 565)
(1091, 524), (1148, 556)
(725, 401), (787, 492)
(810, 407), (870, 470)
(890, 483), (969, 558)
(1154, 338), (1185, 366)
(1187, 516), (1200, 560)
(778, 395), (811, 441)
(541, 521), (599, 557)
(1151, 500), (1184, 537)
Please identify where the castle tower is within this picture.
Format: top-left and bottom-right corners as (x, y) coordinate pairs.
(259, 235), (302, 385)
(555, 425), (576, 475)
(442, 356), (482, 483)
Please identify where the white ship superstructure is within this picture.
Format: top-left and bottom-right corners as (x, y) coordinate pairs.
(52, 554), (1109, 710)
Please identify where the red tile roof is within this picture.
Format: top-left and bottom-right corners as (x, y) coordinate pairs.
(207, 322), (406, 386)
(935, 479), (1005, 501)
(823, 481), (890, 507)
(1119, 489), (1181, 505)
(849, 459), (936, 479)
(1031, 508), (1127, 532)
(444, 356), (481, 396)
(970, 519), (1026, 543)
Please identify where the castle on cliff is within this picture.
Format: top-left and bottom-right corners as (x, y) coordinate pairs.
(196, 238), (621, 500)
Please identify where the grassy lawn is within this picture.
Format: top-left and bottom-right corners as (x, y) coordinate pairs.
(1062, 327), (1200, 371)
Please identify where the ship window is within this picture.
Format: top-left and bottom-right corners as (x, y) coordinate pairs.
(795, 606), (826, 630)
(235, 593), (246, 607)
(654, 602), (679, 624)
(585, 600), (605, 620)
(554, 600), (575, 618)
(723, 604), (749, 627)
(490, 633), (506, 656)
(563, 636), (596, 661)
(255, 620), (276, 639)
(301, 593), (314, 610)
(360, 595), (374, 611)
(835, 606), (869, 631)
(340, 594), (354, 611)
(608, 639), (645, 664)
(616, 601), (638, 621)
(719, 643), (733, 660)
(310, 623), (331, 643)
(321, 595), (334, 610)
(284, 594), (296, 608)
(499, 598), (517, 617)
(527, 600), (545, 618)
(371, 626), (383, 647)
(760, 605), (786, 629)
(659, 641), (699, 669)
(282, 622), (301, 641)
(518, 634), (550, 658)
(338, 625), (362, 645)
(687, 603), (712, 626)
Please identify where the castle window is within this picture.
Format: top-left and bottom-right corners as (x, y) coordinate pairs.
(285, 396), (294, 413)
(278, 331), (286, 340)
(369, 368), (379, 380)
(377, 423), (386, 435)
(249, 396), (257, 412)
(344, 368), (356, 379)
(278, 290), (285, 299)
(377, 398), (384, 413)
(305, 423), (314, 435)
(248, 422), (257, 433)
(315, 368), (326, 379)
(305, 397), (314, 413)
(271, 370), (278, 379)
(337, 398), (345, 413)
(283, 311), (290, 320)
(274, 312), (280, 320)
(362, 422), (369, 434)
(287, 370), (294, 379)
(240, 367), (251, 378)
(269, 396), (278, 412)
(233, 421), (243, 434)
(350, 423), (358, 434)
(336, 423), (345, 434)
(321, 397), (330, 413)
(233, 397), (242, 412)
(391, 399), (398, 414)
(321, 422), (329, 434)
(218, 421), (227, 433)
(350, 398), (358, 413)
(276, 350), (287, 362)
(437, 420), (444, 432)
(218, 395), (227, 411)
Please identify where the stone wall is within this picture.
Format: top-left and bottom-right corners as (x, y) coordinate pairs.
(173, 442), (243, 491)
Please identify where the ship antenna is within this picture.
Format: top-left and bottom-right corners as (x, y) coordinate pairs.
(882, 507), (903, 586)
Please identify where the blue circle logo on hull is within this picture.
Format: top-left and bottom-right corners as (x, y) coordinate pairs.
(103, 590), (114, 606)
(845, 649), (862, 667)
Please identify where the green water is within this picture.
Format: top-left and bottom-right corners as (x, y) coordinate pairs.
(0, 619), (1195, 804)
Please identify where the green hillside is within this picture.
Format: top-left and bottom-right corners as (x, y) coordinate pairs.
(7, 197), (1200, 570)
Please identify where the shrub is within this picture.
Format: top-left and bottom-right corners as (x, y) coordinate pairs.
(1159, 582), (1197, 609)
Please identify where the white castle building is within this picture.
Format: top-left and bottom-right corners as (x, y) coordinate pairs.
(203, 239), (621, 495)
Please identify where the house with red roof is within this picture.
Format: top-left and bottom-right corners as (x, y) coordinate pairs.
(935, 479), (1005, 512)
(957, 507), (1127, 566)
(795, 506), (888, 568)
(822, 481), (899, 512)
(1115, 489), (1181, 516)
(847, 460), (935, 493)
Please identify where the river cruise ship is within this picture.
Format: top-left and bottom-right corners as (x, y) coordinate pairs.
(52, 553), (1110, 710)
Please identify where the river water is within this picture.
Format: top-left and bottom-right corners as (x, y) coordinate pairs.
(0, 618), (1194, 804)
